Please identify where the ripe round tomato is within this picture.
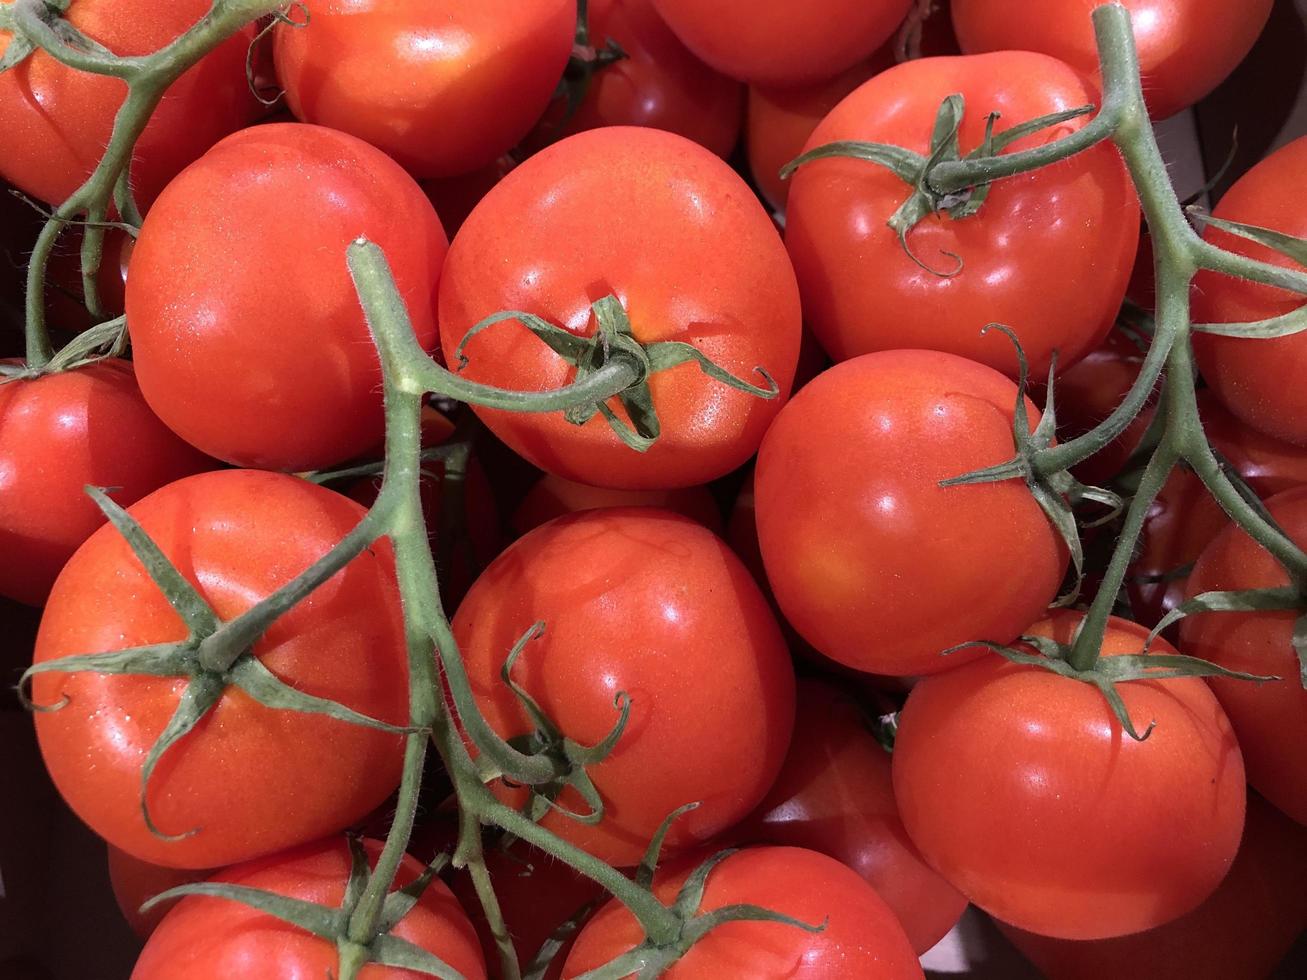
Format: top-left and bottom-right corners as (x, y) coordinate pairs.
(0, 0), (262, 209)
(562, 846), (924, 978)
(528, 0), (743, 158)
(511, 473), (723, 536)
(737, 678), (968, 954)
(893, 612), (1246, 940)
(952, 0), (1273, 120)
(997, 792), (1307, 980)
(650, 0), (914, 86)
(130, 837), (487, 979)
(0, 359), (213, 606)
(107, 845), (208, 940)
(1129, 392), (1307, 627)
(1192, 136), (1307, 447)
(452, 508), (795, 867)
(746, 55), (888, 212)
(755, 350), (1068, 676)
(33, 470), (409, 869)
(448, 840), (607, 980)
(126, 123), (448, 471)
(785, 52), (1139, 379)
(438, 126), (801, 490)
(274, 0), (575, 179)
(1180, 486), (1307, 827)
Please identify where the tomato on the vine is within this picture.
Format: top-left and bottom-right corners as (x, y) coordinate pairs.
(1192, 136), (1307, 448)
(438, 126), (801, 490)
(785, 51), (1140, 379)
(33, 469), (410, 869)
(0, 359), (213, 606)
(126, 123), (448, 471)
(130, 837), (487, 980)
(893, 612), (1246, 940)
(452, 508), (795, 867)
(0, 0), (262, 208)
(274, 0), (575, 179)
(755, 350), (1068, 677)
(562, 846), (924, 978)
(1180, 486), (1307, 827)
(951, 0), (1273, 120)
(651, 0), (914, 87)
(737, 678), (968, 954)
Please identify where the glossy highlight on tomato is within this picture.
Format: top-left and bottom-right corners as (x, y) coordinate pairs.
(893, 612), (1246, 940)
(33, 470), (409, 869)
(785, 51), (1140, 379)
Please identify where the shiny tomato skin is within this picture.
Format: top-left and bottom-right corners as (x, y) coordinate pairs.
(755, 350), (1068, 677)
(651, 0), (914, 86)
(529, 0), (744, 158)
(893, 612), (1246, 940)
(107, 845), (209, 940)
(126, 123), (448, 471)
(563, 846), (924, 978)
(438, 127), (801, 490)
(952, 0), (1273, 120)
(997, 792), (1307, 980)
(274, 0), (574, 179)
(453, 508), (795, 867)
(0, 0), (261, 209)
(0, 359), (213, 606)
(511, 473), (723, 536)
(1192, 137), (1307, 447)
(33, 470), (409, 869)
(1180, 487), (1307, 826)
(786, 52), (1139, 380)
(738, 679), (968, 954)
(130, 837), (487, 980)
(747, 55), (889, 212)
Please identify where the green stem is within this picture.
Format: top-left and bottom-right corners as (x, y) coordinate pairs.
(466, 850), (524, 980)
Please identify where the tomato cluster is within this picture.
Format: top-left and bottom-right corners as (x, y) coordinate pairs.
(2, 1), (1305, 978)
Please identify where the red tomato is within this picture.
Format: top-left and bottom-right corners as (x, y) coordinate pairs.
(1052, 329), (1151, 487)
(511, 473), (723, 537)
(0, 359), (212, 606)
(1180, 487), (1307, 827)
(651, 0), (914, 86)
(747, 56), (889, 212)
(453, 508), (795, 867)
(1129, 393), (1307, 627)
(997, 792), (1307, 980)
(785, 52), (1140, 379)
(1192, 136), (1307, 447)
(107, 845), (209, 940)
(126, 123), (448, 471)
(0, 0), (262, 209)
(528, 0), (743, 158)
(33, 470), (409, 868)
(893, 612), (1246, 940)
(952, 0), (1273, 120)
(130, 837), (487, 979)
(755, 351), (1068, 676)
(737, 678), (968, 954)
(438, 126), (801, 490)
(448, 840), (607, 980)
(274, 0), (574, 179)
(421, 158), (516, 239)
(563, 846), (924, 978)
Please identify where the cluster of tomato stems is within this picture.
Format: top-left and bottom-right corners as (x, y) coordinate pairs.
(8, 1), (1307, 978)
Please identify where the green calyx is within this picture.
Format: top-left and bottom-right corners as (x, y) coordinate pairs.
(546, 0), (628, 134)
(781, 94), (1094, 275)
(939, 325), (1121, 606)
(19, 487), (413, 842)
(948, 631), (1277, 742)
(495, 623), (631, 827)
(570, 814), (822, 980)
(142, 837), (466, 980)
(1187, 208), (1307, 339)
(454, 294), (778, 452)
